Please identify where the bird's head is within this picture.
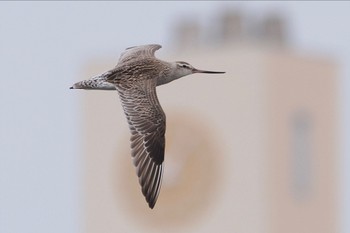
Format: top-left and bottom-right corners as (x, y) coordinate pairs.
(158, 61), (226, 86)
(174, 61), (225, 78)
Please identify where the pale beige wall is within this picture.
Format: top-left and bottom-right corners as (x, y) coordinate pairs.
(79, 45), (337, 233)
(265, 52), (338, 233)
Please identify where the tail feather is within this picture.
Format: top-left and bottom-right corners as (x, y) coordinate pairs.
(70, 75), (116, 90)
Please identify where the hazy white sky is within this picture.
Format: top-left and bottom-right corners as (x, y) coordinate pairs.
(0, 2), (349, 233)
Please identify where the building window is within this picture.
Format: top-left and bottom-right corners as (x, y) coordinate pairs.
(290, 110), (313, 201)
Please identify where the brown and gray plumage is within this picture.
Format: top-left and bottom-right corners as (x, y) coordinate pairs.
(70, 44), (225, 209)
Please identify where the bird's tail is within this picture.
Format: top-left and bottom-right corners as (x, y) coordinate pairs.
(70, 74), (116, 90)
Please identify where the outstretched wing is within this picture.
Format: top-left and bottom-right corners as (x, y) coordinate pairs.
(116, 44), (162, 67)
(116, 78), (165, 209)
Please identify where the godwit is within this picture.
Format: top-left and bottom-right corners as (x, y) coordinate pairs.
(70, 44), (225, 208)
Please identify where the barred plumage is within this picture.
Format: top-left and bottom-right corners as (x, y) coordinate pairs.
(70, 44), (225, 209)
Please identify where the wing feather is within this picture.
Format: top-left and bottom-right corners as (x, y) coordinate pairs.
(116, 44), (162, 67)
(116, 78), (165, 209)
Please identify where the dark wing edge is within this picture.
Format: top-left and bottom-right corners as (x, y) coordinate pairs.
(116, 44), (162, 67)
(130, 126), (164, 208)
(116, 79), (165, 209)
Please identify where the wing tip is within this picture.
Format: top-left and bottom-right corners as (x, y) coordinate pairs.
(138, 163), (163, 210)
(148, 200), (156, 209)
(125, 44), (162, 50)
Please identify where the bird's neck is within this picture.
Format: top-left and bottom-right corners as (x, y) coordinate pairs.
(157, 62), (189, 86)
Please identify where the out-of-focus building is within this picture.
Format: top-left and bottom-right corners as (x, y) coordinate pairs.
(79, 9), (338, 233)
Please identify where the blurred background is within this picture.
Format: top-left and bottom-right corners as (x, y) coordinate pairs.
(0, 1), (349, 233)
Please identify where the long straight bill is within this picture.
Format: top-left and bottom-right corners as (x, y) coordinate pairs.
(194, 69), (225, 74)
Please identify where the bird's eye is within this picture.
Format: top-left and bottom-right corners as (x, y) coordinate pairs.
(181, 64), (189, 68)
(177, 62), (191, 69)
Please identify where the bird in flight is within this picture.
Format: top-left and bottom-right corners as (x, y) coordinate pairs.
(70, 44), (225, 208)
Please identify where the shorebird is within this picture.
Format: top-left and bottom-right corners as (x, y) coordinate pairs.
(70, 44), (225, 209)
